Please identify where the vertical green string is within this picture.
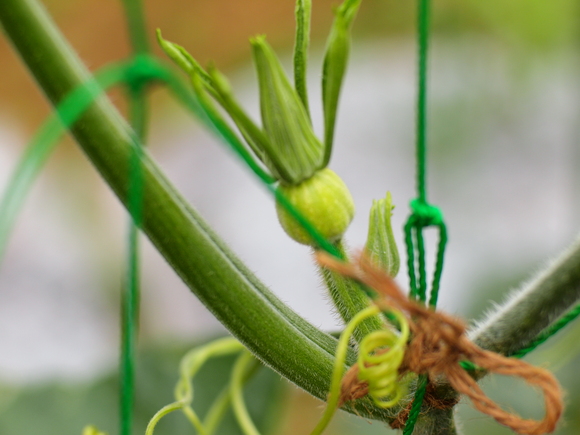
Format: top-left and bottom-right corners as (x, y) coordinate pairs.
(121, 0), (150, 55)
(415, 0), (430, 205)
(403, 374), (428, 435)
(415, 225), (427, 301)
(428, 224), (448, 308)
(121, 101), (147, 435)
(403, 0), (448, 433)
(119, 1), (151, 434)
(121, 141), (139, 434)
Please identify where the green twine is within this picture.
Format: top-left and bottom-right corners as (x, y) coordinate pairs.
(404, 200), (447, 306)
(121, 0), (150, 55)
(403, 374), (428, 435)
(0, 64), (125, 260)
(170, 71), (342, 258)
(415, 0), (430, 205)
(401, 0), (580, 430)
(402, 0), (447, 432)
(403, 210), (448, 432)
(459, 304), (580, 371)
(511, 303), (580, 359)
(121, 53), (153, 435)
(0, 55), (175, 259)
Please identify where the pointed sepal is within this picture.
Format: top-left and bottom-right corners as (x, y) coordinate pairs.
(321, 0), (362, 167)
(365, 191), (400, 277)
(252, 35), (324, 184)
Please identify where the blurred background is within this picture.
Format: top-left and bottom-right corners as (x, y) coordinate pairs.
(0, 0), (579, 433)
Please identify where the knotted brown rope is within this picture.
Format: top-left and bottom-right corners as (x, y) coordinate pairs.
(317, 253), (563, 435)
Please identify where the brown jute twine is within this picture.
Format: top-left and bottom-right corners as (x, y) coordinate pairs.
(316, 253), (563, 435)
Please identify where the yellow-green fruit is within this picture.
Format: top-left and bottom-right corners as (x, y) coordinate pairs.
(276, 168), (355, 246)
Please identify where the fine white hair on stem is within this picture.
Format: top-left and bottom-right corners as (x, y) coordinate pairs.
(468, 235), (580, 356)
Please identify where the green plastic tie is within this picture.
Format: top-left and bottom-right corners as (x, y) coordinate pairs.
(0, 54), (176, 261)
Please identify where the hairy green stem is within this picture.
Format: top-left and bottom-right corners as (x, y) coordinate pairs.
(411, 408), (457, 435)
(469, 236), (580, 356)
(318, 241), (384, 343)
(0, 0), (399, 423)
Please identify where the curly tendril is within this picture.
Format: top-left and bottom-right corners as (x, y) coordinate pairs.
(145, 337), (246, 435)
(357, 308), (410, 408)
(311, 304), (410, 435)
(144, 304), (409, 435)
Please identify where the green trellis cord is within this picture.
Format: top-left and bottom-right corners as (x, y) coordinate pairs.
(415, 0), (430, 206)
(511, 304), (580, 359)
(119, 0), (152, 432)
(401, 0), (580, 431)
(402, 0), (448, 433)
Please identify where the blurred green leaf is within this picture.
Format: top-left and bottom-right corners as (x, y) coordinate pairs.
(0, 339), (285, 435)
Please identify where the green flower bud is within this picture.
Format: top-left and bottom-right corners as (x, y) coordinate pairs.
(158, 30), (326, 186)
(158, 0), (366, 186)
(276, 168), (354, 246)
(251, 35), (324, 184)
(364, 192), (400, 277)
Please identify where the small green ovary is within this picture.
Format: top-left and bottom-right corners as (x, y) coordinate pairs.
(276, 168), (354, 246)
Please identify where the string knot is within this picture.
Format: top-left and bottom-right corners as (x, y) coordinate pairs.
(316, 253), (564, 435)
(408, 198), (443, 227)
(123, 54), (168, 95)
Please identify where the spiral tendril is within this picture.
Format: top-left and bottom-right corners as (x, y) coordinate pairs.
(356, 308), (410, 408)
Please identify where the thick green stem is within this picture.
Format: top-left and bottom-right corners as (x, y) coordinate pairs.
(0, 0), (399, 423)
(318, 241), (384, 343)
(411, 408), (457, 435)
(469, 236), (580, 356)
